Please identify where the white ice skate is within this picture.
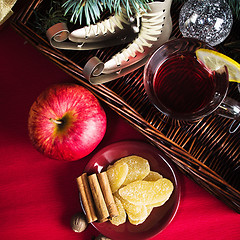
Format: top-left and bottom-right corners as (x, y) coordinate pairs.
(83, 0), (173, 84)
(46, 8), (140, 50)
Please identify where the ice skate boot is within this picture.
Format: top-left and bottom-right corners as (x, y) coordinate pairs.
(83, 0), (173, 84)
(68, 8), (140, 43)
(46, 8), (140, 50)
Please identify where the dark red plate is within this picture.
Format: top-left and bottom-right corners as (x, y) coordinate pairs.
(83, 140), (181, 240)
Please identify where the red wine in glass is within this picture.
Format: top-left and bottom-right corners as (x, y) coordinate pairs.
(153, 53), (215, 114)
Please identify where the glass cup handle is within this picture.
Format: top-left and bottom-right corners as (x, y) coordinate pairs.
(216, 97), (240, 133)
(217, 97), (240, 119)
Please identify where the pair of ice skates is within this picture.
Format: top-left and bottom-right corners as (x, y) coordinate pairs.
(46, 1), (173, 84)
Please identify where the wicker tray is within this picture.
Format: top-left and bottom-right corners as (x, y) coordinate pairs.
(11, 0), (240, 213)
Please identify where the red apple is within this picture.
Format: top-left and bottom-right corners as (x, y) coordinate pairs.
(28, 83), (107, 161)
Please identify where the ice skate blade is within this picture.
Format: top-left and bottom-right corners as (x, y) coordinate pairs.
(83, 55), (151, 85)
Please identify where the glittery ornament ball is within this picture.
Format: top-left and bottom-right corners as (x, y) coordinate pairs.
(179, 0), (233, 46)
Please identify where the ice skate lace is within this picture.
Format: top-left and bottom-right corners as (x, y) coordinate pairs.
(84, 11), (133, 38)
(112, 11), (165, 66)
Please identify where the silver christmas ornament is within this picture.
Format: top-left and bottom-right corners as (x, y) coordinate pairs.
(179, 0), (233, 46)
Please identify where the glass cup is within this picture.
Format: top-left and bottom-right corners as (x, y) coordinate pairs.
(144, 38), (240, 124)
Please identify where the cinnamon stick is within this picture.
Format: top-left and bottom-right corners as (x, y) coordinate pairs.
(76, 173), (97, 223)
(97, 172), (119, 218)
(88, 173), (109, 222)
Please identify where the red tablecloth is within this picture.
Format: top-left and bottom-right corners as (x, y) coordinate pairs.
(0, 21), (239, 240)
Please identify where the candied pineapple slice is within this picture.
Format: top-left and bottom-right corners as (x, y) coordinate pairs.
(114, 191), (148, 221)
(115, 155), (150, 185)
(119, 178), (174, 205)
(106, 162), (128, 193)
(147, 184), (172, 208)
(128, 216), (146, 225)
(107, 164), (112, 170)
(147, 197), (170, 208)
(126, 204), (148, 222)
(110, 196), (126, 226)
(128, 206), (153, 225)
(143, 171), (163, 181)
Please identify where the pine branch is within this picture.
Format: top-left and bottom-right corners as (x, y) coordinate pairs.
(31, 0), (69, 34)
(226, 0), (240, 19)
(62, 0), (152, 25)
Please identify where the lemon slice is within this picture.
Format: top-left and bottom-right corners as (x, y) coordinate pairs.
(196, 49), (240, 83)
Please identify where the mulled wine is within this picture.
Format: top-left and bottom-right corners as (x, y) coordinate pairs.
(153, 53), (215, 114)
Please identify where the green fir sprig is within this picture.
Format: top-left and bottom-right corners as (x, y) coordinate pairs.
(32, 0), (70, 34)
(226, 0), (240, 19)
(62, 0), (151, 25)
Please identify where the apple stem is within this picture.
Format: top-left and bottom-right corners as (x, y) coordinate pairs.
(49, 118), (62, 125)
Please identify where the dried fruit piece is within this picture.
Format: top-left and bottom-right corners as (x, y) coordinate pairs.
(128, 206), (153, 225)
(107, 165), (112, 170)
(106, 162), (128, 193)
(106, 156), (174, 226)
(114, 191), (148, 222)
(119, 178), (174, 205)
(115, 155), (150, 185)
(110, 196), (126, 226)
(126, 204), (148, 223)
(128, 216), (145, 225)
(143, 171), (166, 207)
(147, 197), (170, 208)
(143, 171), (163, 181)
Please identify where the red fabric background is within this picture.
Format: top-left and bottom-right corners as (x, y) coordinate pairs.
(0, 19), (239, 240)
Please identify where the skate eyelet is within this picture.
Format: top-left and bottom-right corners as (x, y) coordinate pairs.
(121, 36), (127, 41)
(129, 16), (135, 23)
(163, 9), (165, 12)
